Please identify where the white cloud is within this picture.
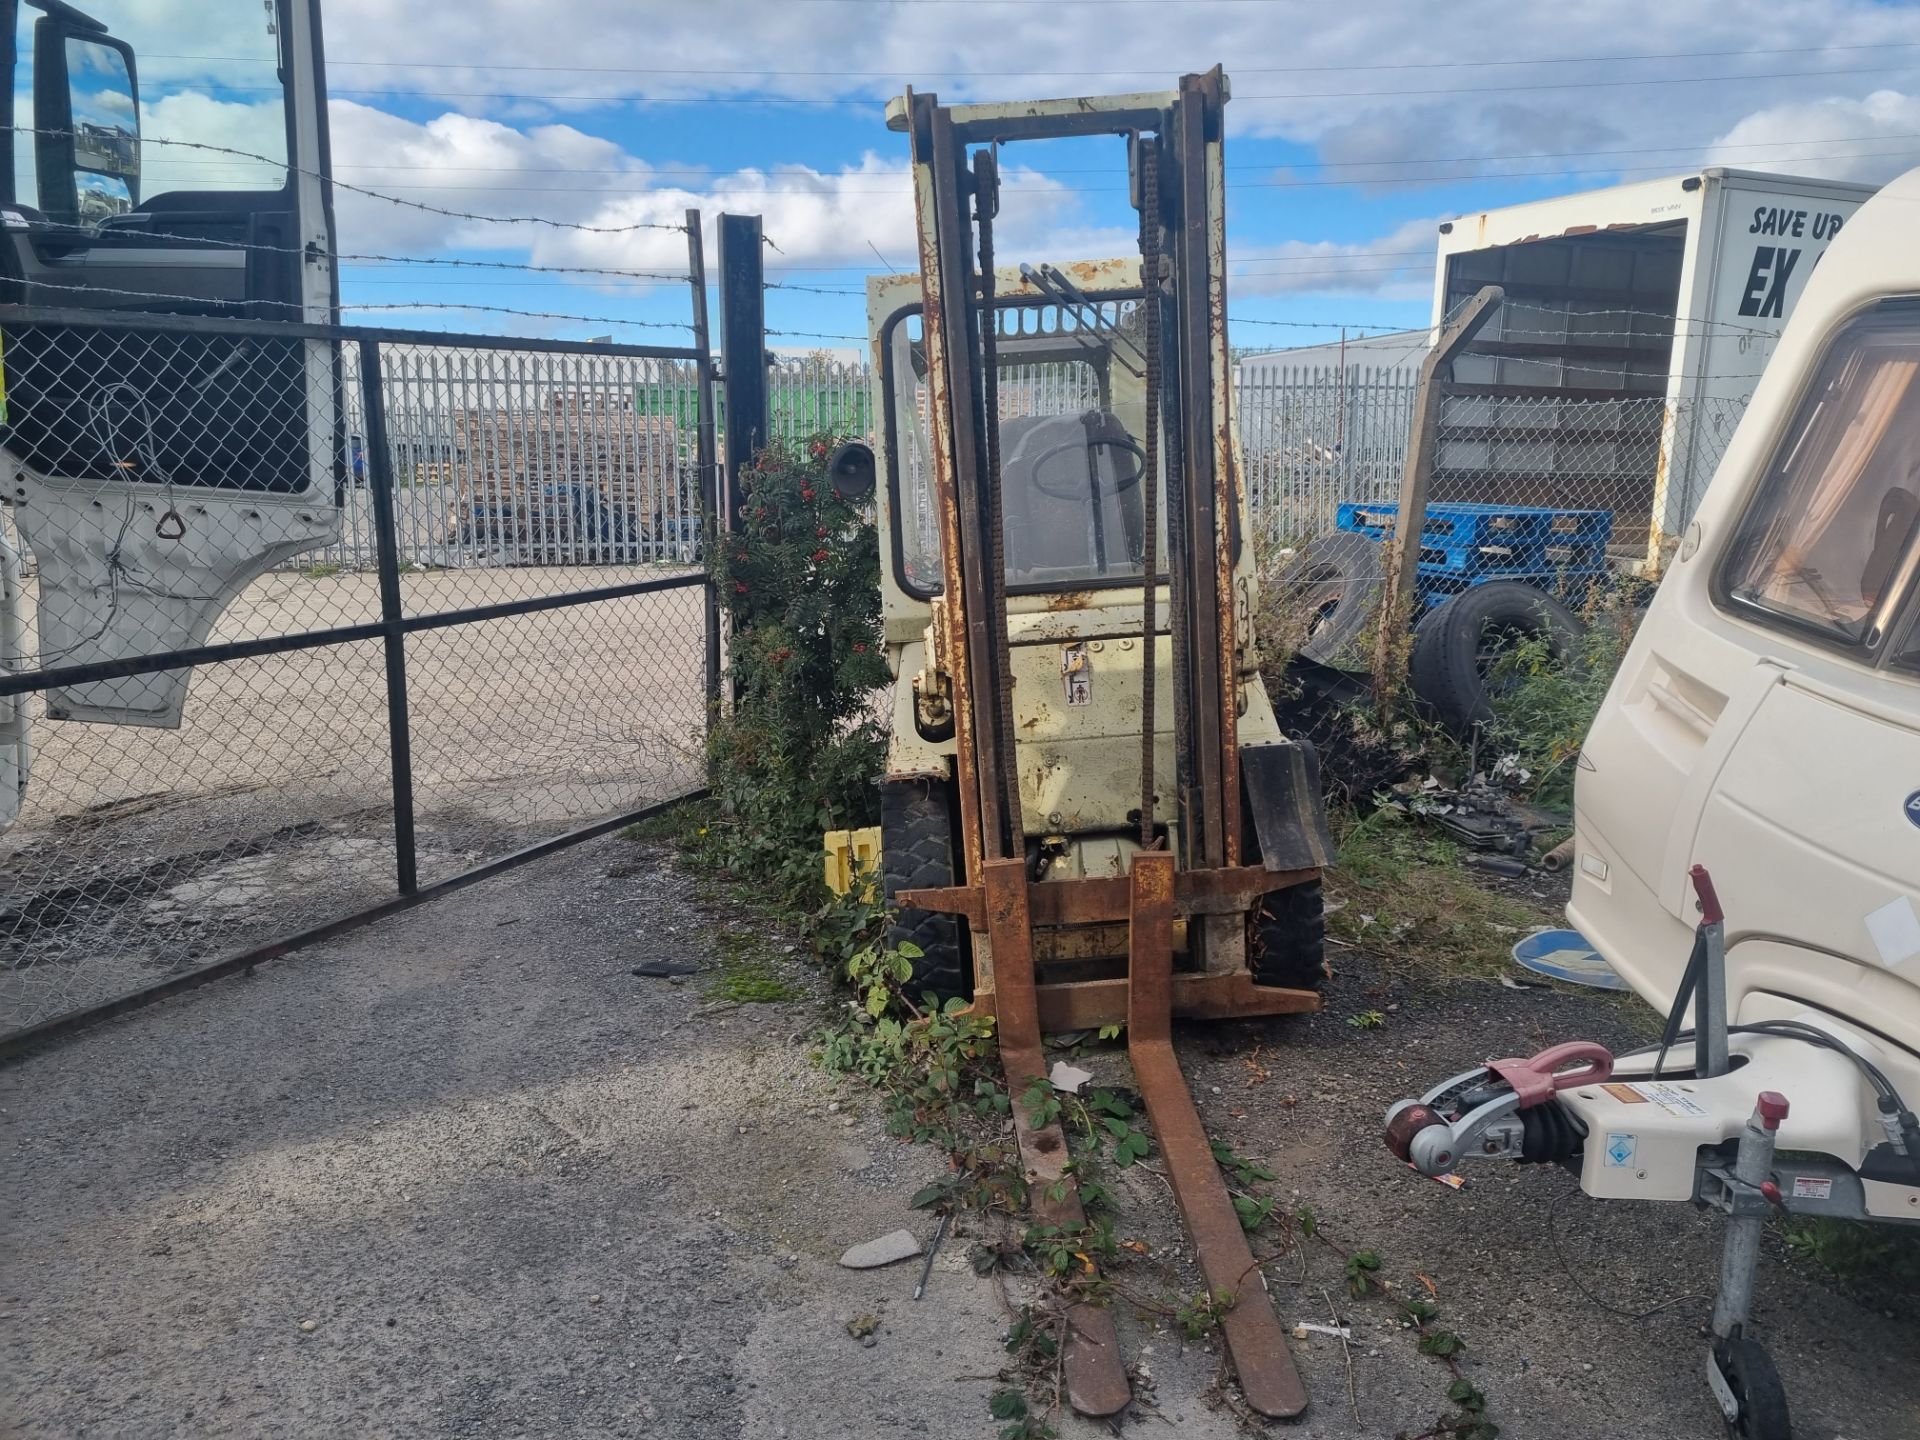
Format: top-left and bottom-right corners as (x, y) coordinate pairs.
(1231, 216), (1439, 299)
(324, 102), (1126, 280)
(1705, 89), (1920, 184)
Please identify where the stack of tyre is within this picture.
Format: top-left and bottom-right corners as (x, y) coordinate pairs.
(1277, 534), (1579, 733)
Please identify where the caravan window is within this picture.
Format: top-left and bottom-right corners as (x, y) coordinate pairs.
(1718, 301), (1920, 657)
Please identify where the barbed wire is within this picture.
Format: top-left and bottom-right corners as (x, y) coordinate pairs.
(3, 217), (695, 284)
(3, 278), (694, 331)
(0, 127), (690, 235)
(338, 302), (692, 330)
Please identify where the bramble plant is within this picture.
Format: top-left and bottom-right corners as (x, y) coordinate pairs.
(704, 437), (890, 903)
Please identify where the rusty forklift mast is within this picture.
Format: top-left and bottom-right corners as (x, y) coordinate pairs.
(890, 71), (1317, 1419)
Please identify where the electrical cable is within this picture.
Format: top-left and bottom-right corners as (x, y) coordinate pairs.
(142, 40), (1920, 79)
(1544, 1186), (1704, 1321)
(186, 61), (1920, 107)
(0, 128), (689, 235)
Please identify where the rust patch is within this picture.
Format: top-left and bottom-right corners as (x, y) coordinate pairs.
(1046, 590), (1094, 611)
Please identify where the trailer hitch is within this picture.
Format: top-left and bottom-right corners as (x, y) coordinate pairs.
(1384, 1041), (1612, 1176)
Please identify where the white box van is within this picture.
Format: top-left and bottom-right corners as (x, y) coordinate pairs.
(1434, 170), (1876, 569)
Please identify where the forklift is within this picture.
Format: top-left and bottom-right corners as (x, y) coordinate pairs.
(839, 69), (1334, 1418)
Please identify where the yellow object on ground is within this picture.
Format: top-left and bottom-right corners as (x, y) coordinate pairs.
(823, 826), (881, 897)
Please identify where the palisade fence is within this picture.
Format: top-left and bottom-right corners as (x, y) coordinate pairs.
(756, 354), (1749, 571)
(0, 308), (718, 1048)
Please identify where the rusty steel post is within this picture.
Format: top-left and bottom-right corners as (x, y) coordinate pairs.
(1128, 851), (1309, 1418)
(1369, 284), (1504, 715)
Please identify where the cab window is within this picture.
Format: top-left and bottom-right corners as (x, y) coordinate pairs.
(1718, 300), (1920, 656)
(883, 297), (1168, 599)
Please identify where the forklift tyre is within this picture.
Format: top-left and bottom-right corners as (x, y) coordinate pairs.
(1408, 581), (1581, 735)
(880, 780), (969, 1005)
(1250, 879), (1328, 991)
(1715, 1336), (1791, 1440)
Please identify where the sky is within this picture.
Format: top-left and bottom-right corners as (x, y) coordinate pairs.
(33, 0), (1920, 354)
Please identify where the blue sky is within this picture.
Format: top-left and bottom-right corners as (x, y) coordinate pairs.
(70, 0), (1920, 354)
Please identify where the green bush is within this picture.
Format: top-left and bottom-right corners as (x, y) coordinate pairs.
(704, 438), (890, 903)
(1484, 583), (1648, 807)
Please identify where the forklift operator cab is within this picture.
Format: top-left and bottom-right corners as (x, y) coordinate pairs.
(0, 0), (338, 775)
(1571, 165), (1920, 1198)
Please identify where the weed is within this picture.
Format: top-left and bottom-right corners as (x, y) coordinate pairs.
(1347, 1009), (1386, 1030)
(1173, 1287), (1236, 1340)
(300, 561), (343, 579)
(1783, 1216), (1920, 1307)
(1480, 582), (1647, 808)
(706, 931), (799, 1004)
(1326, 805), (1556, 976)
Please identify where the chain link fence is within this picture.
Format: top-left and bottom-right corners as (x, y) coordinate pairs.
(0, 308), (717, 1046)
(1245, 363), (1750, 672)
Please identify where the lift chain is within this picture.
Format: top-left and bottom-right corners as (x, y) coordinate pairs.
(1137, 138), (1163, 851)
(972, 147), (1024, 855)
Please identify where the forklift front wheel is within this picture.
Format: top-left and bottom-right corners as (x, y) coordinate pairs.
(880, 780), (969, 1006)
(1714, 1336), (1791, 1440)
(1250, 879), (1328, 991)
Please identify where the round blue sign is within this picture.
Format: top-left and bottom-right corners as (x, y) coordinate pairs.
(1907, 792), (1920, 829)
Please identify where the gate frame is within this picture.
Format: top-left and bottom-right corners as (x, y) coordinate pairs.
(0, 294), (721, 1059)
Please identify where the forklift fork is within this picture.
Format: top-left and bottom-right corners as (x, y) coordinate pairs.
(1126, 851), (1308, 1417)
(977, 854), (1309, 1418)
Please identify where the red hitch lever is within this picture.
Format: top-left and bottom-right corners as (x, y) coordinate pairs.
(1485, 1041), (1614, 1110)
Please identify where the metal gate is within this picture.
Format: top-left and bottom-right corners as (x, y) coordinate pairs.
(0, 308), (720, 1053)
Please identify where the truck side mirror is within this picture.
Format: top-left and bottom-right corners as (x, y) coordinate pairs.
(828, 441), (876, 503)
(33, 14), (141, 226)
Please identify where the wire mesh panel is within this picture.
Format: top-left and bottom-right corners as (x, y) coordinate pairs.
(0, 309), (716, 1045)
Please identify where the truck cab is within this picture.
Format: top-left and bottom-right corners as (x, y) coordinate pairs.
(1571, 166), (1920, 1217)
(0, 0), (338, 770)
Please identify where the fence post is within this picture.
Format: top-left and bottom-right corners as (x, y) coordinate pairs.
(717, 212), (768, 532)
(1370, 285), (1503, 716)
(686, 209), (724, 718)
(359, 337), (419, 895)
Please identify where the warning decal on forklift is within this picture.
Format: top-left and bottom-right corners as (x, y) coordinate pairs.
(1791, 1175), (1834, 1201)
(1604, 1133), (1636, 1167)
(1619, 1081), (1710, 1118)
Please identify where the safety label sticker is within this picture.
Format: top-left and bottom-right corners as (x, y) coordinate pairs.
(1601, 1083), (1647, 1104)
(1604, 1133), (1636, 1168)
(1621, 1081), (1710, 1118)
(1791, 1175), (1834, 1201)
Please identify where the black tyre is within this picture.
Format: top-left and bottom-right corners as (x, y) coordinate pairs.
(1408, 581), (1581, 736)
(1716, 1336), (1791, 1440)
(879, 779), (968, 1004)
(1274, 533), (1383, 669)
(1250, 879), (1327, 991)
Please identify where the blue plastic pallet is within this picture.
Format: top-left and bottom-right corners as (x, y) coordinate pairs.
(1337, 501), (1614, 580)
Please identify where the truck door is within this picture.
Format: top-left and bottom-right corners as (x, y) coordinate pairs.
(0, 0), (339, 726)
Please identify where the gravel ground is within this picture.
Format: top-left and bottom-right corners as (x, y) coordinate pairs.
(2, 568), (708, 1035)
(3, 833), (1916, 1439)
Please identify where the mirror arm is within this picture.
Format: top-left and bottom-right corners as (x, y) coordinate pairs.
(25, 1), (107, 34)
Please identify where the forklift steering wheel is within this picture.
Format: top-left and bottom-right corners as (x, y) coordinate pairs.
(1026, 432), (1148, 500)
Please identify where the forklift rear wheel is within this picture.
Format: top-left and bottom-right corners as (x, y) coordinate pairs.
(1250, 879), (1328, 991)
(880, 779), (969, 1005)
(1715, 1336), (1791, 1440)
